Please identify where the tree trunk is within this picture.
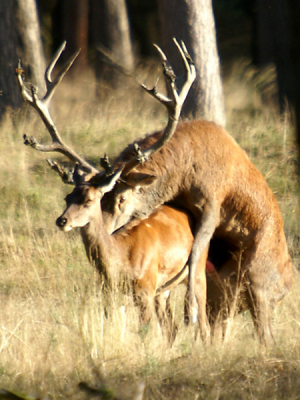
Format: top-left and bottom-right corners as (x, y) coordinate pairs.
(17, 0), (46, 94)
(255, 0), (293, 113)
(286, 0), (300, 168)
(90, 0), (134, 99)
(158, 0), (226, 126)
(61, 0), (89, 71)
(0, 0), (22, 118)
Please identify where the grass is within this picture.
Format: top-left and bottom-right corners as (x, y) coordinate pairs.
(0, 59), (299, 399)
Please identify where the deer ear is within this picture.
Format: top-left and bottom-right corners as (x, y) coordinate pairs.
(124, 172), (157, 189)
(97, 169), (123, 194)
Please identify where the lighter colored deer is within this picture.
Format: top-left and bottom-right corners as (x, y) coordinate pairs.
(55, 167), (210, 343)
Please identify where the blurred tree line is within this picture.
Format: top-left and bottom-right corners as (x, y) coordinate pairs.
(0, 0), (299, 149)
(0, 0), (225, 125)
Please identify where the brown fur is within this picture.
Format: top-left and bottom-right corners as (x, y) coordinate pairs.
(100, 119), (293, 343)
(57, 182), (199, 344)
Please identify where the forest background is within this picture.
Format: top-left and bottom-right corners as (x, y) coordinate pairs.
(1, 1), (300, 399)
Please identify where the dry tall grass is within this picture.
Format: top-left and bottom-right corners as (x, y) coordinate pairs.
(0, 60), (299, 400)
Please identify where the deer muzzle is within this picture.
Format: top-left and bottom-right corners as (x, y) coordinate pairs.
(56, 216), (72, 232)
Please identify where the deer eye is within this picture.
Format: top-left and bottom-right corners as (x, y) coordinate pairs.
(118, 196), (126, 209)
(119, 196), (127, 205)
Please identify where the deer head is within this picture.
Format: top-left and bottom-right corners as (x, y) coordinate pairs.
(16, 39), (195, 233)
(56, 167), (122, 232)
(16, 39), (194, 191)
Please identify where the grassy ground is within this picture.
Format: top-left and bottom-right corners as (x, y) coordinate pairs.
(0, 60), (299, 400)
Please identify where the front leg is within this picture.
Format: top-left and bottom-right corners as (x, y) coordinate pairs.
(134, 287), (155, 327)
(155, 291), (178, 346)
(186, 200), (218, 329)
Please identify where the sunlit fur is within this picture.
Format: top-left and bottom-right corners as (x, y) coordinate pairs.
(101, 119), (293, 344)
(57, 179), (202, 344)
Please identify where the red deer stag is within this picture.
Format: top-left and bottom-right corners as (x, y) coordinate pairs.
(16, 40), (292, 344)
(93, 47), (293, 344)
(15, 41), (209, 343)
(100, 124), (293, 344)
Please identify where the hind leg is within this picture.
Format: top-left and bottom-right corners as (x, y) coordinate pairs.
(206, 255), (243, 342)
(245, 279), (275, 345)
(241, 245), (280, 345)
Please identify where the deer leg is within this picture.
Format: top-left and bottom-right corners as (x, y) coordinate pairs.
(186, 201), (218, 327)
(134, 287), (155, 328)
(155, 291), (178, 346)
(165, 293), (178, 345)
(239, 245), (276, 345)
(246, 281), (275, 345)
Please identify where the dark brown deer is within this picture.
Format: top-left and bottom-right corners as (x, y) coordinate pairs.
(16, 40), (292, 344)
(96, 68), (293, 344)
(101, 122), (293, 343)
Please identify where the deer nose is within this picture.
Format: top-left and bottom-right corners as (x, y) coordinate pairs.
(56, 216), (67, 228)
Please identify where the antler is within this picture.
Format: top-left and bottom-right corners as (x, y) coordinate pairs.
(100, 154), (114, 175)
(122, 38), (196, 176)
(16, 41), (98, 175)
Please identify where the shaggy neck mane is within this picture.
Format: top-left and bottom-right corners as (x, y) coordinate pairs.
(115, 128), (187, 202)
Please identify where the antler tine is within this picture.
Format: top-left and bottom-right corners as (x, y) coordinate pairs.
(123, 39), (196, 175)
(46, 159), (74, 184)
(100, 154), (114, 176)
(44, 41), (81, 104)
(72, 163), (87, 186)
(16, 43), (98, 175)
(173, 38), (196, 107)
(141, 39), (196, 116)
(45, 41), (66, 83)
(45, 41), (67, 83)
(140, 44), (171, 107)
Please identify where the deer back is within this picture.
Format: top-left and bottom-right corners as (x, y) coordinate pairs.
(116, 205), (194, 290)
(101, 119), (282, 237)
